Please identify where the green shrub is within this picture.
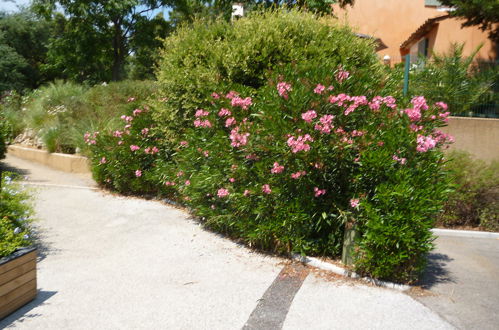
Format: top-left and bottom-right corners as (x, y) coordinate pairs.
(85, 105), (168, 195)
(18, 80), (157, 154)
(167, 63), (452, 283)
(0, 90), (28, 141)
(438, 151), (499, 231)
(0, 173), (34, 258)
(153, 9), (387, 138)
(0, 107), (7, 159)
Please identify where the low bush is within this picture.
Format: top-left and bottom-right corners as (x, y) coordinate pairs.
(10, 80), (157, 154)
(0, 109), (7, 159)
(438, 151), (499, 232)
(167, 64), (452, 283)
(0, 173), (34, 258)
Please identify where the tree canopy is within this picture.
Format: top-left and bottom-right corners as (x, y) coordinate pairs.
(439, 0), (499, 41)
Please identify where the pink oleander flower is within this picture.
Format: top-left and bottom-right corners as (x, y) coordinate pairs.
(262, 184), (272, 194)
(392, 155), (407, 165)
(435, 102), (448, 111)
(121, 115), (133, 123)
(194, 119), (212, 128)
(185, 180), (190, 186)
(100, 157), (107, 164)
(133, 109), (142, 116)
(180, 141), (188, 147)
(231, 96), (252, 110)
(203, 150), (209, 157)
(113, 130), (123, 138)
(141, 128), (149, 135)
(127, 97), (136, 102)
(287, 134), (314, 153)
(135, 170), (142, 177)
(314, 187), (326, 197)
(377, 141), (384, 147)
(369, 96), (383, 111)
(270, 162), (285, 174)
(152, 146), (159, 154)
(230, 127), (250, 148)
(177, 171), (184, 177)
(229, 177), (235, 183)
(301, 110), (317, 123)
(245, 154), (259, 160)
(243, 189), (251, 196)
(433, 130), (455, 144)
(225, 117), (237, 127)
(335, 67), (350, 83)
(410, 124), (424, 132)
(195, 109), (210, 117)
(130, 145), (140, 151)
(404, 108), (422, 122)
(217, 188), (229, 198)
(225, 91), (239, 99)
(416, 134), (437, 152)
(351, 130), (365, 137)
(277, 82), (292, 99)
(164, 181), (176, 186)
(218, 108), (231, 117)
(291, 171), (306, 179)
(314, 84), (325, 94)
(211, 92), (220, 99)
(314, 115), (334, 134)
(118, 140), (124, 145)
(144, 147), (151, 154)
(350, 198), (360, 208)
(411, 96), (429, 111)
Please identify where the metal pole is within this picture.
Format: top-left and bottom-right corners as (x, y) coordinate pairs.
(403, 54), (410, 97)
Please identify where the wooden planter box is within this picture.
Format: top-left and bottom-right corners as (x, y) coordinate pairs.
(0, 247), (37, 319)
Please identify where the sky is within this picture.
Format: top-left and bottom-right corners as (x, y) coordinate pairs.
(0, 0), (31, 12)
(0, 0), (170, 19)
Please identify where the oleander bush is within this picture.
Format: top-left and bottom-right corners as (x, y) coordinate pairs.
(0, 173), (34, 258)
(0, 109), (7, 159)
(438, 151), (499, 232)
(167, 64), (453, 282)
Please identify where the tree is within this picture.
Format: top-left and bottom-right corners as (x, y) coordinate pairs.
(33, 0), (173, 82)
(438, 0), (499, 41)
(0, 10), (53, 92)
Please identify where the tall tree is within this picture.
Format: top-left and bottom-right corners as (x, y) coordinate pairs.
(0, 10), (53, 92)
(438, 0), (499, 42)
(33, 0), (173, 82)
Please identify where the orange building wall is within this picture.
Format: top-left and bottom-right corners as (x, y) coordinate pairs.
(333, 0), (496, 63)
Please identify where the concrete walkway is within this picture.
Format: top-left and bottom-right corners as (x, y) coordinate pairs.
(1, 154), (453, 329)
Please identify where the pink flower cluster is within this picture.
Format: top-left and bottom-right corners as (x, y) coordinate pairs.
(99, 157), (107, 164)
(404, 108), (422, 122)
(291, 171), (306, 179)
(113, 130), (123, 138)
(217, 188), (229, 198)
(135, 170), (142, 177)
(350, 198), (360, 208)
(433, 130), (455, 144)
(277, 82), (292, 99)
(84, 131), (98, 145)
(195, 109), (210, 117)
(369, 96), (397, 111)
(270, 162), (285, 174)
(225, 91), (239, 99)
(335, 67), (350, 83)
(313, 84), (325, 94)
(218, 108), (231, 117)
(141, 128), (149, 136)
(416, 134), (437, 152)
(133, 109), (142, 116)
(211, 92), (220, 99)
(231, 96), (252, 110)
(411, 96), (429, 111)
(314, 115), (334, 134)
(301, 110), (317, 123)
(392, 155), (407, 165)
(329, 94), (368, 116)
(121, 115), (133, 123)
(130, 145), (140, 152)
(225, 117), (237, 127)
(180, 141), (188, 147)
(230, 127), (250, 148)
(194, 119), (212, 128)
(287, 134), (314, 153)
(314, 187), (326, 197)
(144, 146), (159, 154)
(127, 97), (136, 102)
(262, 184), (272, 194)
(164, 181), (176, 186)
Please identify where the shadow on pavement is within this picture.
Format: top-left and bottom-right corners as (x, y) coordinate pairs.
(0, 290), (57, 327)
(0, 160), (30, 177)
(418, 253), (455, 289)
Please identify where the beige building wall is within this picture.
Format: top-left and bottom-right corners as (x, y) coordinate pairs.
(333, 0), (496, 63)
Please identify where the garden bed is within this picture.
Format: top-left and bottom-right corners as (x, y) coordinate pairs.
(0, 247), (37, 319)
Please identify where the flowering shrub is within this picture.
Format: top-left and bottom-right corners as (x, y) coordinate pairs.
(170, 66), (453, 282)
(86, 105), (167, 195)
(0, 173), (34, 258)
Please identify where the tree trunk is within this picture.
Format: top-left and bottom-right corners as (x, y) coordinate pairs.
(111, 18), (125, 81)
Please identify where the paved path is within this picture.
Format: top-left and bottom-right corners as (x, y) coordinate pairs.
(415, 235), (499, 330)
(1, 154), (453, 329)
